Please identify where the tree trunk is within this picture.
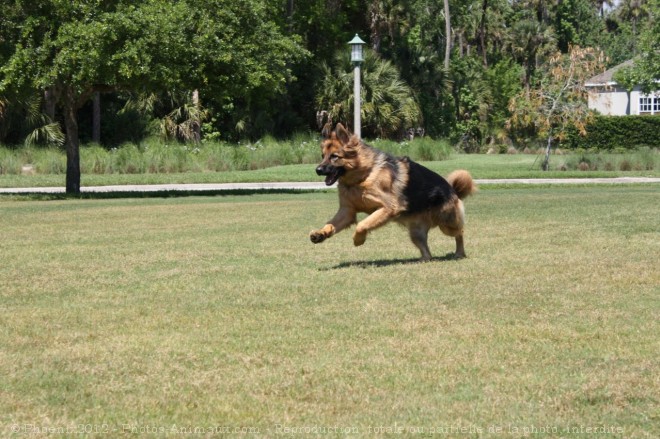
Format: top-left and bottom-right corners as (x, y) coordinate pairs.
(444, 0), (451, 70)
(92, 92), (101, 144)
(192, 89), (201, 143)
(524, 58), (533, 92)
(542, 134), (552, 171)
(63, 87), (81, 194)
(44, 87), (56, 121)
(458, 31), (464, 57)
(286, 0), (294, 33)
(478, 0), (488, 67)
(369, 3), (382, 53)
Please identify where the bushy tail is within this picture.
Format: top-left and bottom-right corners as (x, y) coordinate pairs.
(447, 169), (477, 200)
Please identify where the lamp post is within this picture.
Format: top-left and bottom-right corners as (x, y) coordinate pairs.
(348, 34), (365, 139)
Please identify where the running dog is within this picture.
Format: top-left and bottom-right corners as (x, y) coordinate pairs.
(310, 123), (476, 261)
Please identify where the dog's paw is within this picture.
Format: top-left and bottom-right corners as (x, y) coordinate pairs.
(353, 231), (367, 246)
(309, 230), (327, 244)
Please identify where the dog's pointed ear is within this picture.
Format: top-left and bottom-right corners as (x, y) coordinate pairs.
(335, 123), (351, 145)
(321, 122), (333, 139)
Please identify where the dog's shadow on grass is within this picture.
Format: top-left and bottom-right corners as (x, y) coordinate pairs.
(323, 253), (459, 270)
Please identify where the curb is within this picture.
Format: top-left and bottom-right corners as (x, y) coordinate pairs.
(0, 177), (659, 194)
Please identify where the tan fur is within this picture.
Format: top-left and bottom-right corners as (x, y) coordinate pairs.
(310, 124), (476, 261)
(446, 169), (478, 200)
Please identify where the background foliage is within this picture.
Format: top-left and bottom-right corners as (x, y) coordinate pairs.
(0, 0), (658, 147)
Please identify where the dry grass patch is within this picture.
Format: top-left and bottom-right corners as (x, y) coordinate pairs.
(0, 187), (658, 437)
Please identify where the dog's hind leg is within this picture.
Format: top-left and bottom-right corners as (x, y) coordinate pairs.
(439, 225), (466, 259)
(454, 233), (466, 259)
(436, 198), (467, 259)
(408, 224), (432, 261)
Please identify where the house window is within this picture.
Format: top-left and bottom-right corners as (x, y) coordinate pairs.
(639, 95), (659, 115)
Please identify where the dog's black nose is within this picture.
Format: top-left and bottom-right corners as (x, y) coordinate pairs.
(316, 165), (326, 176)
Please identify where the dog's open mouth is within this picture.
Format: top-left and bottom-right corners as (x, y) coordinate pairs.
(323, 167), (344, 186)
(316, 165), (345, 186)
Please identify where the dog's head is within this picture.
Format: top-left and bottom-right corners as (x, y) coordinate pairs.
(316, 123), (359, 186)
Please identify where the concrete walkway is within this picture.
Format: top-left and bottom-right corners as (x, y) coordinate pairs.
(0, 177), (658, 194)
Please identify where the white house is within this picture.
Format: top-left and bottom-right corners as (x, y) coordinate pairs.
(585, 59), (659, 116)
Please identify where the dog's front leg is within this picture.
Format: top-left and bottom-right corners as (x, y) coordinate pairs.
(310, 207), (356, 244)
(353, 207), (396, 246)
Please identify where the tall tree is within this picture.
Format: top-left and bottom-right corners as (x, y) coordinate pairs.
(398, 0), (459, 135)
(0, 0), (304, 193)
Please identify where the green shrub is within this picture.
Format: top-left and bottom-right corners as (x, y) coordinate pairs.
(557, 148), (658, 171)
(81, 144), (112, 174)
(33, 148), (66, 174)
(249, 136), (295, 169)
(0, 148), (22, 174)
(0, 135), (457, 176)
(198, 142), (233, 171)
(411, 138), (453, 161)
(142, 141), (191, 173)
(564, 115), (660, 150)
(637, 146), (657, 170)
(369, 139), (404, 156)
(111, 143), (145, 174)
(370, 137), (453, 161)
(231, 145), (250, 171)
(290, 131), (320, 164)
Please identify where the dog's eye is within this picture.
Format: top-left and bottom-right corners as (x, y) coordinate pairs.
(330, 154), (340, 161)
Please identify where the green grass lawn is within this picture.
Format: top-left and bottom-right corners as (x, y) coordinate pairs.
(1, 153), (658, 188)
(1, 187), (658, 438)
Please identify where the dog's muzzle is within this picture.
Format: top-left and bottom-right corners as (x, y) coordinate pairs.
(316, 164), (345, 186)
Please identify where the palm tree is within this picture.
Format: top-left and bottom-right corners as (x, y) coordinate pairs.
(617, 0), (648, 35)
(316, 49), (421, 139)
(121, 91), (207, 143)
(0, 93), (64, 147)
(24, 94), (65, 147)
(161, 91), (207, 143)
(505, 18), (556, 90)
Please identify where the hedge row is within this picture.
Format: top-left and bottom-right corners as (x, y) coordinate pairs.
(563, 115), (660, 150)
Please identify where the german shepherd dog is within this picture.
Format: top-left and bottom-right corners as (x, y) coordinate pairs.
(310, 124), (477, 261)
